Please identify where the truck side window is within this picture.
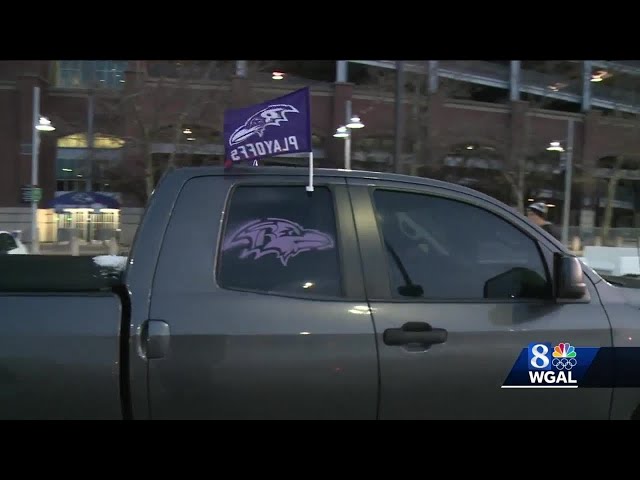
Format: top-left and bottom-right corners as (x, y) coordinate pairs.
(372, 189), (552, 301)
(218, 185), (342, 297)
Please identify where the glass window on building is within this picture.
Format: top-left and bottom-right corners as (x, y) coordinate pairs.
(56, 133), (124, 193)
(55, 61), (127, 89)
(94, 61), (127, 88)
(57, 133), (125, 149)
(56, 179), (86, 192)
(58, 61), (83, 88)
(56, 157), (87, 185)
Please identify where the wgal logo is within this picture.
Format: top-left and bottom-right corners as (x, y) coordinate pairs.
(527, 342), (578, 386)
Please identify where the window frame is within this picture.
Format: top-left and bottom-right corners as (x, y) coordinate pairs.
(214, 178), (365, 302)
(351, 181), (560, 304)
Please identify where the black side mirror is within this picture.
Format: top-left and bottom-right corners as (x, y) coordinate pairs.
(555, 254), (587, 299)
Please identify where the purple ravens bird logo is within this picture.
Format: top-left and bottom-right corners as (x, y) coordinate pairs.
(71, 193), (95, 204)
(222, 218), (335, 266)
(229, 104), (300, 146)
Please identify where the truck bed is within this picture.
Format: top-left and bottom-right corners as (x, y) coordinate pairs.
(0, 255), (128, 419)
(0, 255), (125, 292)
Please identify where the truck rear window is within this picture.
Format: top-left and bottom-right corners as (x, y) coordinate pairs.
(217, 185), (342, 298)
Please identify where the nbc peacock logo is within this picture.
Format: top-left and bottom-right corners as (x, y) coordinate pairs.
(552, 342), (577, 371)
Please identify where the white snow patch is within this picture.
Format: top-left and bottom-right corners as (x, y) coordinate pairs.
(93, 255), (128, 271)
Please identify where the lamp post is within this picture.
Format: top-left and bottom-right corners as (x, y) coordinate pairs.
(545, 118), (575, 245)
(31, 86), (55, 254)
(394, 60), (405, 174)
(333, 99), (364, 170)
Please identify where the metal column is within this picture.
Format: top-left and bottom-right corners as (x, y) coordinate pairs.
(428, 60), (439, 93)
(561, 118), (575, 245)
(582, 60), (592, 112)
(336, 61), (348, 83)
(344, 100), (352, 170)
(394, 61), (405, 173)
(510, 61), (521, 101)
(86, 90), (95, 192)
(236, 61), (248, 78)
(30, 86), (40, 254)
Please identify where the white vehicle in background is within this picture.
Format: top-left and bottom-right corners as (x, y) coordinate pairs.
(0, 231), (28, 255)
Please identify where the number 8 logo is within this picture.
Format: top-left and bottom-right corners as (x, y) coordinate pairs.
(530, 343), (550, 369)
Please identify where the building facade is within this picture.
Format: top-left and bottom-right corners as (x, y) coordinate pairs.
(1, 60), (640, 245)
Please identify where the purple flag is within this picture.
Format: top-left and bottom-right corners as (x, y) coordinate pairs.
(223, 87), (312, 164)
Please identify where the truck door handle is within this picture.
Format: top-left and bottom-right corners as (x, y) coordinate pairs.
(383, 322), (448, 347)
(141, 320), (171, 359)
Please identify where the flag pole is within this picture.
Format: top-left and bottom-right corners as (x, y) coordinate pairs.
(305, 86), (314, 192)
(306, 150), (314, 192)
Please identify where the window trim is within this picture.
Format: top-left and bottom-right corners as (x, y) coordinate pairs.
(358, 183), (557, 304)
(214, 178), (365, 301)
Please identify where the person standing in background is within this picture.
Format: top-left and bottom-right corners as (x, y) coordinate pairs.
(526, 202), (562, 241)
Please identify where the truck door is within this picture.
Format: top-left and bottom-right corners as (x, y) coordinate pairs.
(347, 178), (613, 420)
(146, 174), (378, 419)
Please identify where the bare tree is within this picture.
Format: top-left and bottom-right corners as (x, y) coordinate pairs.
(496, 61), (589, 213)
(100, 60), (233, 203)
(394, 61), (589, 213)
(347, 62), (474, 175)
(395, 63), (512, 199)
(599, 141), (640, 244)
(405, 69), (475, 176)
(337, 66), (399, 172)
(502, 117), (527, 214)
(505, 63), (561, 212)
(594, 71), (640, 243)
(601, 155), (625, 242)
(499, 62), (640, 243)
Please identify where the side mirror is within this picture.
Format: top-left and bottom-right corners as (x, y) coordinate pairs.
(555, 254), (587, 299)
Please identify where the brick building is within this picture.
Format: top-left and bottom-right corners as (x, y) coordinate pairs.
(1, 60), (640, 246)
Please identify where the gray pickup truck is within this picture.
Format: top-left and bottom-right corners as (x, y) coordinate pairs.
(2, 165), (640, 420)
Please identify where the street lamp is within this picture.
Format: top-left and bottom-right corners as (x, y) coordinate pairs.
(546, 141), (564, 152)
(346, 115), (364, 129)
(37, 116), (55, 132)
(333, 126), (349, 138)
(30, 86), (55, 254)
(333, 100), (365, 170)
(545, 119), (575, 245)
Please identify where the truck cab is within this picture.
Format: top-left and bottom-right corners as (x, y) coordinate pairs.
(2, 166), (640, 420)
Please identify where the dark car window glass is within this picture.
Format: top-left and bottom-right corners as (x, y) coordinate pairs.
(218, 185), (342, 297)
(373, 189), (552, 300)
